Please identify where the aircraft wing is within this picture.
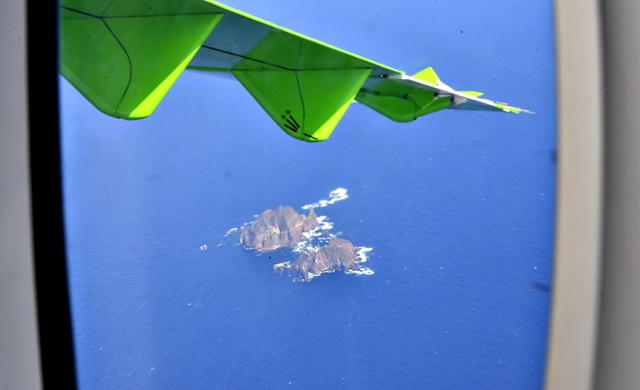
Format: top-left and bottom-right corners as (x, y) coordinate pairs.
(60, 0), (531, 143)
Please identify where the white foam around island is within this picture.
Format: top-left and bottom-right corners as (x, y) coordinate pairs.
(273, 261), (293, 271)
(292, 242), (307, 253)
(306, 268), (339, 282)
(320, 222), (333, 231)
(345, 267), (375, 276)
(303, 226), (323, 239)
(302, 188), (349, 210)
(224, 227), (238, 237)
(294, 215), (336, 253)
(356, 247), (373, 263)
(314, 215), (334, 231)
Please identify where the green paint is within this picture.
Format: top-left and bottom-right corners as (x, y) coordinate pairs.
(460, 91), (484, 97)
(60, 2), (222, 119)
(355, 77), (451, 122)
(104, 14), (222, 118)
(233, 68), (370, 142)
(60, 9), (132, 118)
(297, 69), (371, 141)
(356, 91), (451, 123)
(230, 29), (371, 141)
(413, 67), (440, 84)
(495, 103), (523, 114)
(61, 0), (112, 16)
(129, 45), (204, 118)
(417, 97), (452, 117)
(233, 69), (303, 138)
(356, 92), (417, 122)
(59, 0), (530, 142)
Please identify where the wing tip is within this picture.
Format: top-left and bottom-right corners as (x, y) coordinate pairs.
(495, 102), (535, 115)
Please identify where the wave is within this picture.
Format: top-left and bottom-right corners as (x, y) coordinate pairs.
(345, 267), (375, 276)
(224, 227), (238, 237)
(356, 247), (373, 263)
(273, 261), (293, 272)
(301, 188), (349, 210)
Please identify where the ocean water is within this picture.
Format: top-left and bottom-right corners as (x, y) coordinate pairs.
(60, 1), (556, 389)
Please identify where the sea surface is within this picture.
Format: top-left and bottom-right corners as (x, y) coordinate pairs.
(60, 1), (556, 389)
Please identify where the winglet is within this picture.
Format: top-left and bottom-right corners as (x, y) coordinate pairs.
(460, 91), (485, 98)
(494, 102), (535, 115)
(413, 67), (440, 85)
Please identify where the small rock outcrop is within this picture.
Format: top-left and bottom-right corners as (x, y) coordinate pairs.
(240, 206), (318, 252)
(290, 238), (363, 282)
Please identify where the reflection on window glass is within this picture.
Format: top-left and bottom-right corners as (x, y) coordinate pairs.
(60, 0), (556, 388)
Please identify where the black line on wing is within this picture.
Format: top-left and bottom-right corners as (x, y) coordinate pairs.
(201, 45), (292, 71)
(288, 115), (300, 128)
(303, 133), (319, 140)
(102, 19), (132, 115)
(294, 41), (306, 133)
(285, 118), (298, 129)
(60, 6), (99, 18)
(284, 124), (298, 133)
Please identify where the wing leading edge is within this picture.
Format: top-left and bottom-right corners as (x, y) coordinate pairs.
(60, 0), (531, 142)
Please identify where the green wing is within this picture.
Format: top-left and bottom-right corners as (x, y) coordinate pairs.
(60, 0), (531, 143)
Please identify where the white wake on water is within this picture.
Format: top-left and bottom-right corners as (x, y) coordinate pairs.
(301, 188), (349, 210)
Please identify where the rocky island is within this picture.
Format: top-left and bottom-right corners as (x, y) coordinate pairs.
(238, 205), (374, 282)
(240, 206), (319, 252)
(274, 238), (372, 282)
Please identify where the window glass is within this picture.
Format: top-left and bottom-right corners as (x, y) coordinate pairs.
(60, 1), (556, 388)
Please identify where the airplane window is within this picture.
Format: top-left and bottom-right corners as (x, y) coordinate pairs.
(60, 1), (556, 389)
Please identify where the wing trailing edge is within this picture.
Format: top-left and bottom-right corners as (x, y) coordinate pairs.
(59, 0), (532, 142)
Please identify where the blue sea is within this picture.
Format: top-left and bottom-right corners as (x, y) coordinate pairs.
(60, 1), (556, 389)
